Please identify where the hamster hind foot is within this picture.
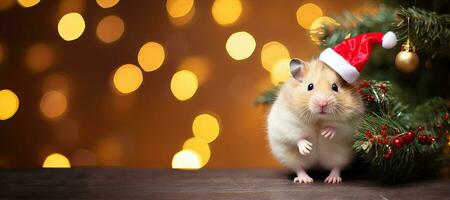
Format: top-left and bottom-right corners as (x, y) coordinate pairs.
(293, 168), (313, 184)
(324, 167), (342, 184)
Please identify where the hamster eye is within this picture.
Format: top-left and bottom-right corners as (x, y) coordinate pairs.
(332, 83), (338, 92)
(307, 83), (314, 91)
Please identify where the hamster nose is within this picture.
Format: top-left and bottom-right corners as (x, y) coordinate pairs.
(316, 100), (328, 109)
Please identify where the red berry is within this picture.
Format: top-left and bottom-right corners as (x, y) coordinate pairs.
(418, 134), (432, 145)
(436, 124), (444, 129)
(377, 137), (383, 144)
(359, 81), (370, 88)
(403, 131), (415, 144)
(364, 131), (372, 138)
(380, 124), (387, 130)
(418, 126), (424, 131)
(438, 130), (443, 137)
(384, 148), (394, 159)
(366, 95), (375, 102)
(444, 113), (449, 121)
(381, 130), (387, 137)
(393, 138), (403, 149)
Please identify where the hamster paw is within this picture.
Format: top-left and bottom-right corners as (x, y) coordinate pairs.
(297, 139), (312, 155)
(293, 173), (313, 184)
(324, 175), (342, 184)
(324, 168), (342, 184)
(320, 127), (336, 139)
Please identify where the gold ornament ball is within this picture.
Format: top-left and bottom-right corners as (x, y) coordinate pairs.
(395, 39), (420, 73)
(395, 50), (419, 73)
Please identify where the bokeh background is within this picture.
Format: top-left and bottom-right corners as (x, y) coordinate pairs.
(0, 0), (379, 168)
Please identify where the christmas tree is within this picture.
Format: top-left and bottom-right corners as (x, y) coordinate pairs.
(257, 0), (450, 182)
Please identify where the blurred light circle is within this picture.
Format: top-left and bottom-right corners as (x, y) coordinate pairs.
(96, 15), (125, 43)
(40, 90), (68, 120)
(166, 0), (194, 18)
(309, 16), (339, 44)
(42, 73), (70, 95)
(0, 0), (14, 11)
(96, 137), (127, 166)
(42, 153), (71, 168)
(25, 43), (54, 73)
(172, 149), (202, 169)
(137, 42), (165, 72)
(192, 113), (220, 143)
(270, 58), (291, 85)
(178, 56), (210, 85)
(17, 0), (39, 8)
(225, 31), (256, 60)
(169, 4), (195, 26)
(183, 137), (210, 167)
(96, 0), (119, 8)
(113, 64), (143, 94)
(296, 3), (323, 29)
(170, 70), (198, 101)
(0, 89), (19, 120)
(260, 41), (290, 72)
(211, 0), (242, 26)
(58, 12), (85, 41)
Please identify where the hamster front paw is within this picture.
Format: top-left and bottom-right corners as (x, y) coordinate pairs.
(297, 139), (312, 155)
(320, 127), (336, 139)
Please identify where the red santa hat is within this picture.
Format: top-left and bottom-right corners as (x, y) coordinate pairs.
(319, 31), (397, 83)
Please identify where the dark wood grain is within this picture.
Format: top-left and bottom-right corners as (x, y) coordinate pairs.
(0, 168), (449, 199)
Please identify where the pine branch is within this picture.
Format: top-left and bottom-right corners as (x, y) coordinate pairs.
(317, 5), (450, 58)
(396, 6), (450, 57)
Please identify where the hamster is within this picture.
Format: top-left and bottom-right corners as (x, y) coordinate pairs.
(267, 58), (364, 184)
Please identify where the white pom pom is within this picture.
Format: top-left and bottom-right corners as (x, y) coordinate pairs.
(382, 31), (397, 49)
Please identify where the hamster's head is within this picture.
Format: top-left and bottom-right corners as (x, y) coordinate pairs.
(283, 58), (363, 120)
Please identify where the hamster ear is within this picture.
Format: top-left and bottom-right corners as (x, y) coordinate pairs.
(289, 58), (304, 81)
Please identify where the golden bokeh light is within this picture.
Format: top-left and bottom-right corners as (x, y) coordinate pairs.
(169, 4), (195, 26)
(0, 0), (14, 11)
(96, 15), (125, 43)
(42, 73), (70, 95)
(25, 43), (54, 73)
(137, 42), (165, 72)
(17, 0), (39, 8)
(96, 137), (128, 166)
(225, 31), (256, 60)
(172, 149), (202, 169)
(170, 70), (198, 101)
(192, 113), (220, 143)
(166, 0), (194, 18)
(40, 90), (68, 120)
(0, 89), (19, 120)
(42, 153), (71, 168)
(96, 0), (119, 8)
(309, 16), (339, 44)
(57, 12), (86, 41)
(113, 64), (143, 94)
(183, 137), (210, 167)
(178, 56), (210, 85)
(261, 41), (290, 72)
(270, 58), (291, 85)
(296, 3), (323, 29)
(211, 0), (242, 26)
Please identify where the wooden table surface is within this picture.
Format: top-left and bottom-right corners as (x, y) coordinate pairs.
(0, 168), (449, 199)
